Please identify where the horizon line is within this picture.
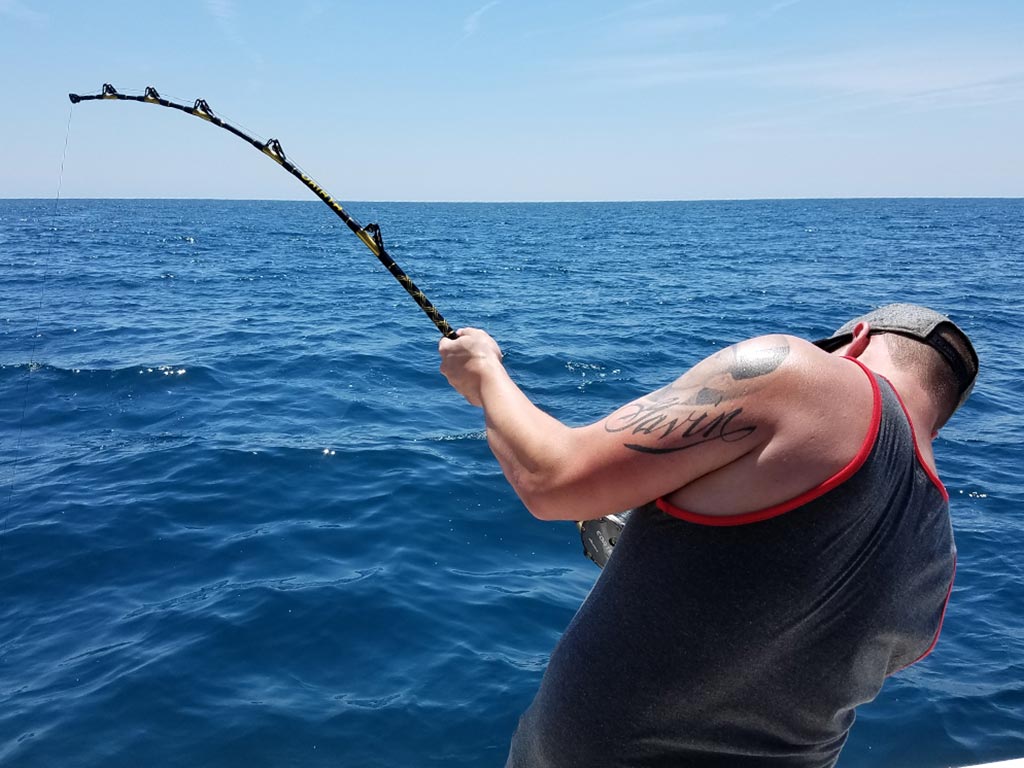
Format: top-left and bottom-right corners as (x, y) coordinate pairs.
(2, 195), (1022, 204)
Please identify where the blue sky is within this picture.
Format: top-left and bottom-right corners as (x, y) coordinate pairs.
(2, 0), (1022, 201)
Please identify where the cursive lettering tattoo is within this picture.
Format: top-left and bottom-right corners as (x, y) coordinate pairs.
(606, 400), (755, 454)
(604, 337), (789, 454)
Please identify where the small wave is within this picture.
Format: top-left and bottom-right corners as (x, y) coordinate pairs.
(425, 430), (487, 442)
(331, 692), (405, 710)
(449, 567), (573, 579)
(122, 569), (383, 620)
(0, 361), (222, 388)
(58, 640), (138, 668)
(564, 359), (622, 391)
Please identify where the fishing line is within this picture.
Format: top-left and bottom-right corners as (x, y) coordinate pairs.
(1, 105), (74, 557)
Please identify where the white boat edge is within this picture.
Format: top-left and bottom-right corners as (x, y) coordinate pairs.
(960, 760), (1024, 768)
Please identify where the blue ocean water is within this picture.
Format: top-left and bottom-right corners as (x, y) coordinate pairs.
(1, 197), (1022, 767)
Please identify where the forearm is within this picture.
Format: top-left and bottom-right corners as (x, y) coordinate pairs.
(438, 327), (598, 519)
(475, 358), (576, 517)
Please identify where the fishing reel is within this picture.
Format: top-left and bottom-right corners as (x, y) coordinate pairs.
(578, 510), (633, 569)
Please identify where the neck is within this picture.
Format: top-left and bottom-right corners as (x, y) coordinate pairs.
(861, 359), (940, 466)
(838, 329), (943, 466)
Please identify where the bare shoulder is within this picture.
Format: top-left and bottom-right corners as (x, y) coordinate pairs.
(662, 334), (826, 405)
(737, 334), (878, 464)
(601, 334), (810, 457)
(654, 333), (874, 437)
(696, 333), (796, 388)
(653, 335), (879, 517)
(727, 334), (874, 414)
(715, 333), (868, 388)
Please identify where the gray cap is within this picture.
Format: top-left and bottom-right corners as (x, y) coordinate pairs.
(814, 303), (979, 409)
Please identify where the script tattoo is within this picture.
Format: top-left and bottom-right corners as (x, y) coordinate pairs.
(605, 338), (790, 454)
(605, 400), (754, 454)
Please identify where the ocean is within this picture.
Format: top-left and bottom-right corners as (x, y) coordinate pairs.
(1, 197), (1022, 767)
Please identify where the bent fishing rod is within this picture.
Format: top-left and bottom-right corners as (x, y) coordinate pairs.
(68, 83), (456, 339)
(66, 84), (630, 571)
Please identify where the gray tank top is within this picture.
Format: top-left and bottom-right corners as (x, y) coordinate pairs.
(506, 361), (956, 768)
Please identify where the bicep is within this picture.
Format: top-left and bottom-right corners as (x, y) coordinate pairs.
(545, 391), (765, 520)
(531, 336), (792, 520)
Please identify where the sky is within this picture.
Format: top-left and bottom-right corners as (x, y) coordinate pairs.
(1, 0), (1022, 201)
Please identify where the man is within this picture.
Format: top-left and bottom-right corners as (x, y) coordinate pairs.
(439, 304), (979, 768)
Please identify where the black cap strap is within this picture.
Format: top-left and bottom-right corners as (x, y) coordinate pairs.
(926, 332), (973, 397)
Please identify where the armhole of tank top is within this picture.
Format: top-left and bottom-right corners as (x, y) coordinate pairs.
(656, 356), (882, 527)
(893, 555), (957, 673)
(879, 377), (950, 501)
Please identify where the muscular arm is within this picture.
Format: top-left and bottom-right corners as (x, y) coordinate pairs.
(439, 330), (794, 521)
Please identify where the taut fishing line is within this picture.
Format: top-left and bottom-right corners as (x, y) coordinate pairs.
(1, 105), (74, 557)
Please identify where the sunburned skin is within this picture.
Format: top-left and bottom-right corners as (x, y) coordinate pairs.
(603, 337), (791, 455)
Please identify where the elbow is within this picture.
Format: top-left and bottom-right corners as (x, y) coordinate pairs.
(510, 471), (554, 520)
(494, 428), (585, 521)
(512, 470), (578, 521)
(521, 495), (562, 521)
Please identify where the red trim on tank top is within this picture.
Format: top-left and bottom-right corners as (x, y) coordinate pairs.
(655, 356), (882, 527)
(893, 555), (957, 673)
(880, 377), (949, 501)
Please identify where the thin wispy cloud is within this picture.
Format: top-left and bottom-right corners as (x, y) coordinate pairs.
(716, 71), (1024, 146)
(297, 0), (327, 25)
(205, 0), (240, 43)
(520, 2), (724, 47)
(204, 0), (263, 67)
(788, 49), (1024, 102)
(205, 0), (231, 21)
(0, 0), (46, 25)
(575, 50), (768, 88)
(463, 1), (500, 38)
(763, 0), (804, 16)
(618, 13), (731, 39)
(590, 0), (678, 26)
(575, 46), (1024, 118)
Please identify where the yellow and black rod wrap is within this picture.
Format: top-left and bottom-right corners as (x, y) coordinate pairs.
(68, 83), (457, 339)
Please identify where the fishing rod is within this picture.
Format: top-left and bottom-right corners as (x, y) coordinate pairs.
(68, 84), (457, 339)
(67, 84), (631, 570)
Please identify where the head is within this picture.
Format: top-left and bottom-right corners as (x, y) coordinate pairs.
(814, 303), (979, 430)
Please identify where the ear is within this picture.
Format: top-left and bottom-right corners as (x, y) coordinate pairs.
(844, 322), (872, 358)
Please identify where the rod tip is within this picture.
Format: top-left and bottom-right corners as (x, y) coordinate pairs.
(68, 93), (81, 104)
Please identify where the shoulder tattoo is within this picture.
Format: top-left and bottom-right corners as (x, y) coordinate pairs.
(603, 337), (790, 454)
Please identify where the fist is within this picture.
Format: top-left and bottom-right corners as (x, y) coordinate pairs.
(438, 328), (504, 406)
